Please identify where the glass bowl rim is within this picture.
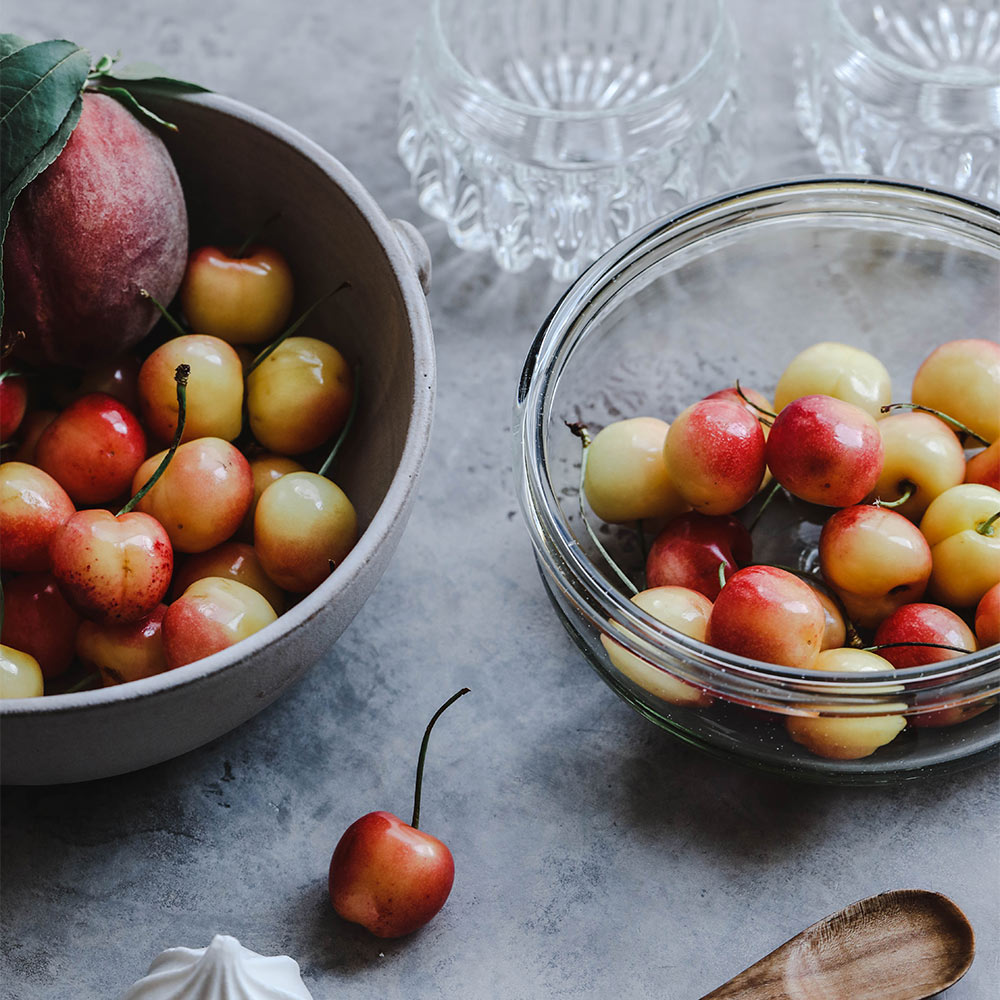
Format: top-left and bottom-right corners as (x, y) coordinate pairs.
(424, 0), (730, 124)
(515, 174), (1000, 701)
(827, 0), (1000, 90)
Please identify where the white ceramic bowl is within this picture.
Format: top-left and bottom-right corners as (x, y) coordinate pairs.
(0, 92), (435, 784)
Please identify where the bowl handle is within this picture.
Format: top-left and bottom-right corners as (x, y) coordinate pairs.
(390, 218), (432, 295)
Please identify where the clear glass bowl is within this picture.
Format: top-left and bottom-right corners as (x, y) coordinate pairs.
(796, 0), (1000, 201)
(398, 0), (749, 281)
(515, 177), (1000, 784)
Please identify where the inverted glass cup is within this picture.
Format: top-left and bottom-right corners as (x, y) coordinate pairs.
(399, 0), (749, 280)
(515, 177), (1000, 784)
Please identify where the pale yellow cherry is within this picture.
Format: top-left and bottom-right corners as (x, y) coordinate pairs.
(583, 417), (688, 523)
(912, 338), (1000, 444)
(0, 645), (44, 698)
(869, 412), (966, 520)
(600, 586), (713, 707)
(920, 483), (1000, 607)
(240, 453), (305, 538)
(773, 341), (892, 418)
(246, 337), (353, 455)
(254, 472), (358, 592)
(785, 648), (906, 760)
(811, 587), (847, 651)
(170, 541), (285, 614)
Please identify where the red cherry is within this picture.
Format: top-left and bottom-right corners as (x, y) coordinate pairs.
(329, 688), (469, 938)
(975, 583), (1000, 647)
(645, 512), (752, 600)
(872, 603), (977, 670)
(35, 392), (147, 505)
(0, 374), (28, 439)
(0, 572), (81, 679)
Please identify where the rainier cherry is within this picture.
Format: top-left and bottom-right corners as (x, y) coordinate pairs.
(966, 440), (999, 490)
(975, 583), (1000, 647)
(0, 645), (44, 699)
(329, 688), (469, 938)
(77, 604), (169, 686)
(1, 573), (81, 679)
(0, 462), (75, 572)
(773, 341), (891, 419)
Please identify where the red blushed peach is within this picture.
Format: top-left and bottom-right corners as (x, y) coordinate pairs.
(2, 93), (188, 369)
(77, 605), (170, 686)
(162, 577), (277, 669)
(0, 573), (81, 679)
(0, 462), (75, 572)
(705, 566), (826, 668)
(132, 438), (253, 553)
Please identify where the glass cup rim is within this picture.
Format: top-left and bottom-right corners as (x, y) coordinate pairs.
(425, 0), (729, 124)
(516, 174), (1000, 702)
(828, 0), (1000, 89)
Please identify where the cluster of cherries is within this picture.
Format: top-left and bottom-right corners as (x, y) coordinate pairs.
(578, 339), (1000, 761)
(0, 244), (358, 697)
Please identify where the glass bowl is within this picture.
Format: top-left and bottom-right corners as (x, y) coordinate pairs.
(398, 0), (749, 281)
(796, 0), (1000, 201)
(515, 177), (1000, 784)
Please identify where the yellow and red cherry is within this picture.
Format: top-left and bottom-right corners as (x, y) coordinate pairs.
(765, 394), (883, 507)
(132, 438), (253, 554)
(663, 398), (766, 515)
(254, 472), (358, 592)
(180, 244), (294, 345)
(919, 483), (1000, 607)
(583, 417), (688, 523)
(77, 604), (170, 686)
(811, 586), (847, 651)
(0, 573), (81, 680)
(35, 392), (147, 505)
(705, 565), (826, 668)
(55, 352), (143, 413)
(162, 577), (277, 670)
(868, 411), (965, 521)
(170, 541), (285, 614)
(0, 373), (28, 439)
(240, 453), (305, 537)
(329, 688), (469, 938)
(912, 338), (1000, 444)
(246, 337), (353, 455)
(7, 409), (57, 464)
(773, 341), (892, 419)
(0, 645), (44, 699)
(975, 583), (1000, 647)
(819, 505), (932, 629)
(0, 462), (75, 572)
(785, 648), (906, 760)
(966, 440), (999, 490)
(138, 334), (244, 444)
(600, 586), (713, 707)
(645, 512), (752, 600)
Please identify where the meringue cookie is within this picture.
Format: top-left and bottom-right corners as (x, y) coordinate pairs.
(121, 934), (313, 1000)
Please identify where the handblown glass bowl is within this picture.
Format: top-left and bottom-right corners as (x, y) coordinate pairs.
(516, 177), (1000, 784)
(796, 0), (1000, 202)
(398, 0), (749, 281)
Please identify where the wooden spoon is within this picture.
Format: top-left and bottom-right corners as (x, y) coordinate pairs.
(699, 889), (974, 1000)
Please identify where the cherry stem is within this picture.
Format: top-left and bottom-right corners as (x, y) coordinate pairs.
(63, 671), (101, 694)
(245, 282), (351, 376)
(734, 380), (777, 420)
(317, 364), (361, 479)
(747, 480), (783, 532)
(118, 365), (189, 516)
(235, 210), (282, 258)
(880, 403), (989, 447)
(717, 562), (727, 591)
(977, 510), (1000, 537)
(566, 421), (639, 596)
(864, 641), (974, 656)
(139, 288), (187, 339)
(411, 687), (470, 830)
(874, 481), (915, 509)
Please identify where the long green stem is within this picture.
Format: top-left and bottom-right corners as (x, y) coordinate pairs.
(880, 403), (989, 447)
(734, 380), (777, 420)
(317, 364), (361, 478)
(865, 641), (974, 656)
(411, 687), (470, 830)
(875, 481), (915, 509)
(139, 289), (187, 338)
(245, 282), (351, 376)
(235, 211), (282, 258)
(566, 422), (639, 596)
(748, 480), (783, 532)
(118, 365), (189, 515)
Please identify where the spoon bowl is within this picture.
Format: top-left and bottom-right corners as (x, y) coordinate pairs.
(700, 889), (975, 1000)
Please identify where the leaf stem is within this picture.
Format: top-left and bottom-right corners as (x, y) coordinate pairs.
(411, 688), (470, 830)
(118, 365), (188, 515)
(317, 364), (361, 479)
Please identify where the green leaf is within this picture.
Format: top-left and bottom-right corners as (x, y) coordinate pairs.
(100, 61), (209, 92)
(0, 38), (90, 326)
(92, 84), (178, 132)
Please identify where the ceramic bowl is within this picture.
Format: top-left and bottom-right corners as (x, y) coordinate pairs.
(0, 92), (435, 784)
(516, 177), (1000, 784)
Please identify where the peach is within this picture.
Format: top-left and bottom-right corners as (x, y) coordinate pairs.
(2, 93), (188, 368)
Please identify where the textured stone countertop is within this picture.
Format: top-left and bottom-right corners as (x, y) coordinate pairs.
(2, 2), (997, 998)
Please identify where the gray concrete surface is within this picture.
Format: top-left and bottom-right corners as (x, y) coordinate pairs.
(2, 1), (997, 997)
